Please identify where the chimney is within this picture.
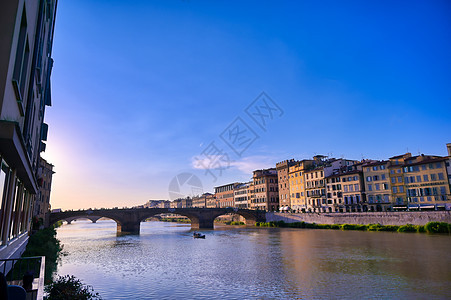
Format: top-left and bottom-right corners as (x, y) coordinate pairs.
(447, 143), (451, 156)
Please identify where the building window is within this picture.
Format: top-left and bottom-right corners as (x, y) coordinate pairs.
(12, 9), (30, 112)
(368, 184), (372, 191)
(438, 173), (444, 180)
(423, 174), (429, 182)
(375, 183), (380, 190)
(431, 174), (437, 181)
(393, 187), (398, 193)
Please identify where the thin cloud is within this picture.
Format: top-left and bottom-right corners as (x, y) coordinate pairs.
(191, 155), (275, 175)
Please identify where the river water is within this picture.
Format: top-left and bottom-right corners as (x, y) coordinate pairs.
(55, 220), (450, 299)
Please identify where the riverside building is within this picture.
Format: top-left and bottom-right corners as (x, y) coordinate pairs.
(214, 183), (238, 208)
(234, 182), (251, 209)
(288, 160), (314, 212)
(250, 168), (278, 211)
(192, 193), (214, 208)
(305, 156), (357, 212)
(362, 161), (392, 211)
(0, 0), (57, 259)
(276, 159), (295, 211)
(34, 157), (54, 222)
(402, 155), (451, 211)
(388, 153), (412, 210)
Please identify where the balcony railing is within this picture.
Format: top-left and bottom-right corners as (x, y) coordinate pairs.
(0, 256), (45, 300)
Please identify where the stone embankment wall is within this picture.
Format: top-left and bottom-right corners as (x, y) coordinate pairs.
(266, 211), (451, 226)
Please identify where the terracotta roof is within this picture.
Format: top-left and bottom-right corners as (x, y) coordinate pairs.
(389, 153), (411, 159)
(361, 160), (388, 167)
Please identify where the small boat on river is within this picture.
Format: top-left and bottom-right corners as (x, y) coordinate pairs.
(193, 232), (205, 239)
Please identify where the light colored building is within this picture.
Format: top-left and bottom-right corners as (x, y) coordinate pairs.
(305, 167), (326, 212)
(340, 170), (365, 212)
(288, 160), (314, 212)
(192, 193), (213, 208)
(144, 200), (167, 208)
(388, 153), (412, 210)
(234, 182), (251, 209)
(305, 157), (358, 212)
(402, 155), (451, 210)
(325, 173), (342, 212)
(34, 157), (54, 222)
(250, 168), (278, 211)
(157, 200), (171, 209)
(276, 159), (295, 210)
(362, 161), (392, 211)
(0, 0), (57, 259)
(205, 193), (218, 208)
(179, 197), (192, 208)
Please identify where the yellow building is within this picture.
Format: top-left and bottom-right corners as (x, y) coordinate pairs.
(362, 161), (392, 211)
(288, 160), (313, 212)
(388, 153), (412, 210)
(276, 159), (295, 210)
(402, 155), (451, 210)
(305, 167), (326, 213)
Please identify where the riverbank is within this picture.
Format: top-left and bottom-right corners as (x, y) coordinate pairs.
(22, 227), (64, 283)
(266, 211), (451, 226)
(256, 220), (450, 234)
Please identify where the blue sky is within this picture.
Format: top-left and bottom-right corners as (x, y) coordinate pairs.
(42, 0), (451, 210)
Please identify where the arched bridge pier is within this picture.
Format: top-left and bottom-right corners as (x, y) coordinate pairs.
(47, 208), (266, 234)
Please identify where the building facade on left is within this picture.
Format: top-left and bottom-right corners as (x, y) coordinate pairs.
(0, 0), (57, 259)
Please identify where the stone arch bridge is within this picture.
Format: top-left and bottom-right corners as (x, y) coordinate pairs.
(48, 208), (266, 234)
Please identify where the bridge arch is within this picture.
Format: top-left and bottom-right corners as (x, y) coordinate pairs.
(135, 211), (201, 228)
(49, 211), (126, 232)
(48, 208), (266, 234)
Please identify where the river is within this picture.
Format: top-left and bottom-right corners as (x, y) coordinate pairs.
(55, 220), (450, 299)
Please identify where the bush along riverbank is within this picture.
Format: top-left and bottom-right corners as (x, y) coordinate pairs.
(22, 226), (64, 283)
(22, 226), (102, 299)
(225, 221), (245, 225)
(159, 218), (191, 223)
(255, 221), (451, 234)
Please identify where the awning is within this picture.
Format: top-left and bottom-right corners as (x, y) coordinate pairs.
(419, 205), (435, 209)
(393, 206), (407, 210)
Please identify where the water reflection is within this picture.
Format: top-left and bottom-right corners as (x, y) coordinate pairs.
(56, 220), (451, 299)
